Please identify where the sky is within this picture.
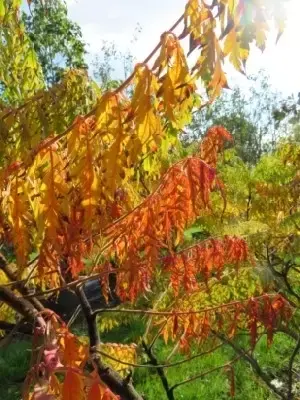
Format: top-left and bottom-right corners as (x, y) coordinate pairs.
(65, 0), (300, 96)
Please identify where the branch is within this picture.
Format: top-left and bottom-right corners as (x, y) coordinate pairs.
(96, 343), (224, 370)
(266, 248), (300, 303)
(1, 268), (57, 288)
(0, 285), (46, 333)
(76, 284), (143, 400)
(287, 336), (300, 400)
(0, 318), (26, 348)
(169, 356), (240, 394)
(282, 264), (300, 302)
(0, 320), (32, 335)
(142, 340), (174, 400)
(67, 305), (81, 328)
(23, 268), (119, 299)
(20, 231), (265, 300)
(278, 326), (300, 342)
(0, 253), (44, 311)
(213, 331), (286, 399)
(0, 285), (39, 321)
(92, 294), (281, 317)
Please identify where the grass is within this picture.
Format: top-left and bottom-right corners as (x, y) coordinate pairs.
(0, 340), (31, 400)
(0, 323), (297, 400)
(134, 336), (282, 400)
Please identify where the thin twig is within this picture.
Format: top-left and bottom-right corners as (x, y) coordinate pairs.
(143, 286), (171, 348)
(92, 294), (282, 317)
(1, 268), (58, 288)
(287, 336), (300, 400)
(23, 268), (119, 299)
(16, 225), (266, 298)
(148, 320), (169, 351)
(213, 331), (286, 399)
(67, 305), (81, 328)
(169, 356), (240, 393)
(0, 318), (26, 348)
(96, 343), (223, 370)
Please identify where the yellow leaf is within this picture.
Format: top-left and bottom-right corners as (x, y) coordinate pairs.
(223, 29), (249, 71)
(228, 0), (237, 15)
(154, 34), (194, 128)
(131, 65), (163, 151)
(100, 343), (137, 377)
(0, 0), (5, 21)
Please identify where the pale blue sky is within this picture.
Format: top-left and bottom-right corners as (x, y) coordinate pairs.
(66, 0), (300, 95)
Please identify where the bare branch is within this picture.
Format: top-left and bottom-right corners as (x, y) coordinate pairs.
(213, 331), (286, 399)
(0, 253), (44, 311)
(169, 356), (240, 394)
(76, 284), (143, 400)
(287, 336), (300, 400)
(0, 320), (32, 335)
(0, 285), (39, 321)
(92, 294), (284, 317)
(0, 285), (46, 333)
(142, 340), (174, 400)
(279, 326), (299, 342)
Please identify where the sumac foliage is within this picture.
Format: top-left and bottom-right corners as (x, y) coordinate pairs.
(0, 1), (297, 400)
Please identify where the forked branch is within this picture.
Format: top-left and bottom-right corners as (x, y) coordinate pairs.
(76, 284), (143, 400)
(213, 331), (287, 399)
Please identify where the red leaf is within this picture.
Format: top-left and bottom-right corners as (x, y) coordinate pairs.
(173, 315), (179, 337)
(87, 382), (103, 400)
(62, 370), (84, 400)
(247, 298), (259, 348)
(200, 125), (233, 167)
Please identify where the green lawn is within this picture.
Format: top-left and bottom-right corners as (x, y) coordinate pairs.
(134, 336), (285, 400)
(0, 326), (297, 400)
(0, 340), (31, 400)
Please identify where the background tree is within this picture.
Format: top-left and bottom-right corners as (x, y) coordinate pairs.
(92, 24), (142, 91)
(0, 0), (44, 105)
(22, 0), (87, 85)
(190, 73), (288, 164)
(273, 93), (300, 140)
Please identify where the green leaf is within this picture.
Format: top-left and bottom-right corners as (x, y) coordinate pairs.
(0, 0), (5, 22)
(294, 256), (300, 266)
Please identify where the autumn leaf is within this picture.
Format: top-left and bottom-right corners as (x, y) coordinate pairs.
(62, 370), (84, 400)
(60, 331), (88, 368)
(87, 382), (103, 400)
(0, 2), (293, 399)
(0, 0), (5, 21)
(130, 64), (163, 154)
(223, 29), (249, 72)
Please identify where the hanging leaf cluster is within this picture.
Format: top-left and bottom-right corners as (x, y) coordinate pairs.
(24, 312), (120, 400)
(156, 293), (292, 352)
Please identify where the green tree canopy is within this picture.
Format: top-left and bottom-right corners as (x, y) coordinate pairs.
(22, 0), (87, 85)
(190, 73), (288, 164)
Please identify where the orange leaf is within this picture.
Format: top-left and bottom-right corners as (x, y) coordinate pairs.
(60, 332), (88, 368)
(62, 370), (84, 400)
(87, 382), (103, 400)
